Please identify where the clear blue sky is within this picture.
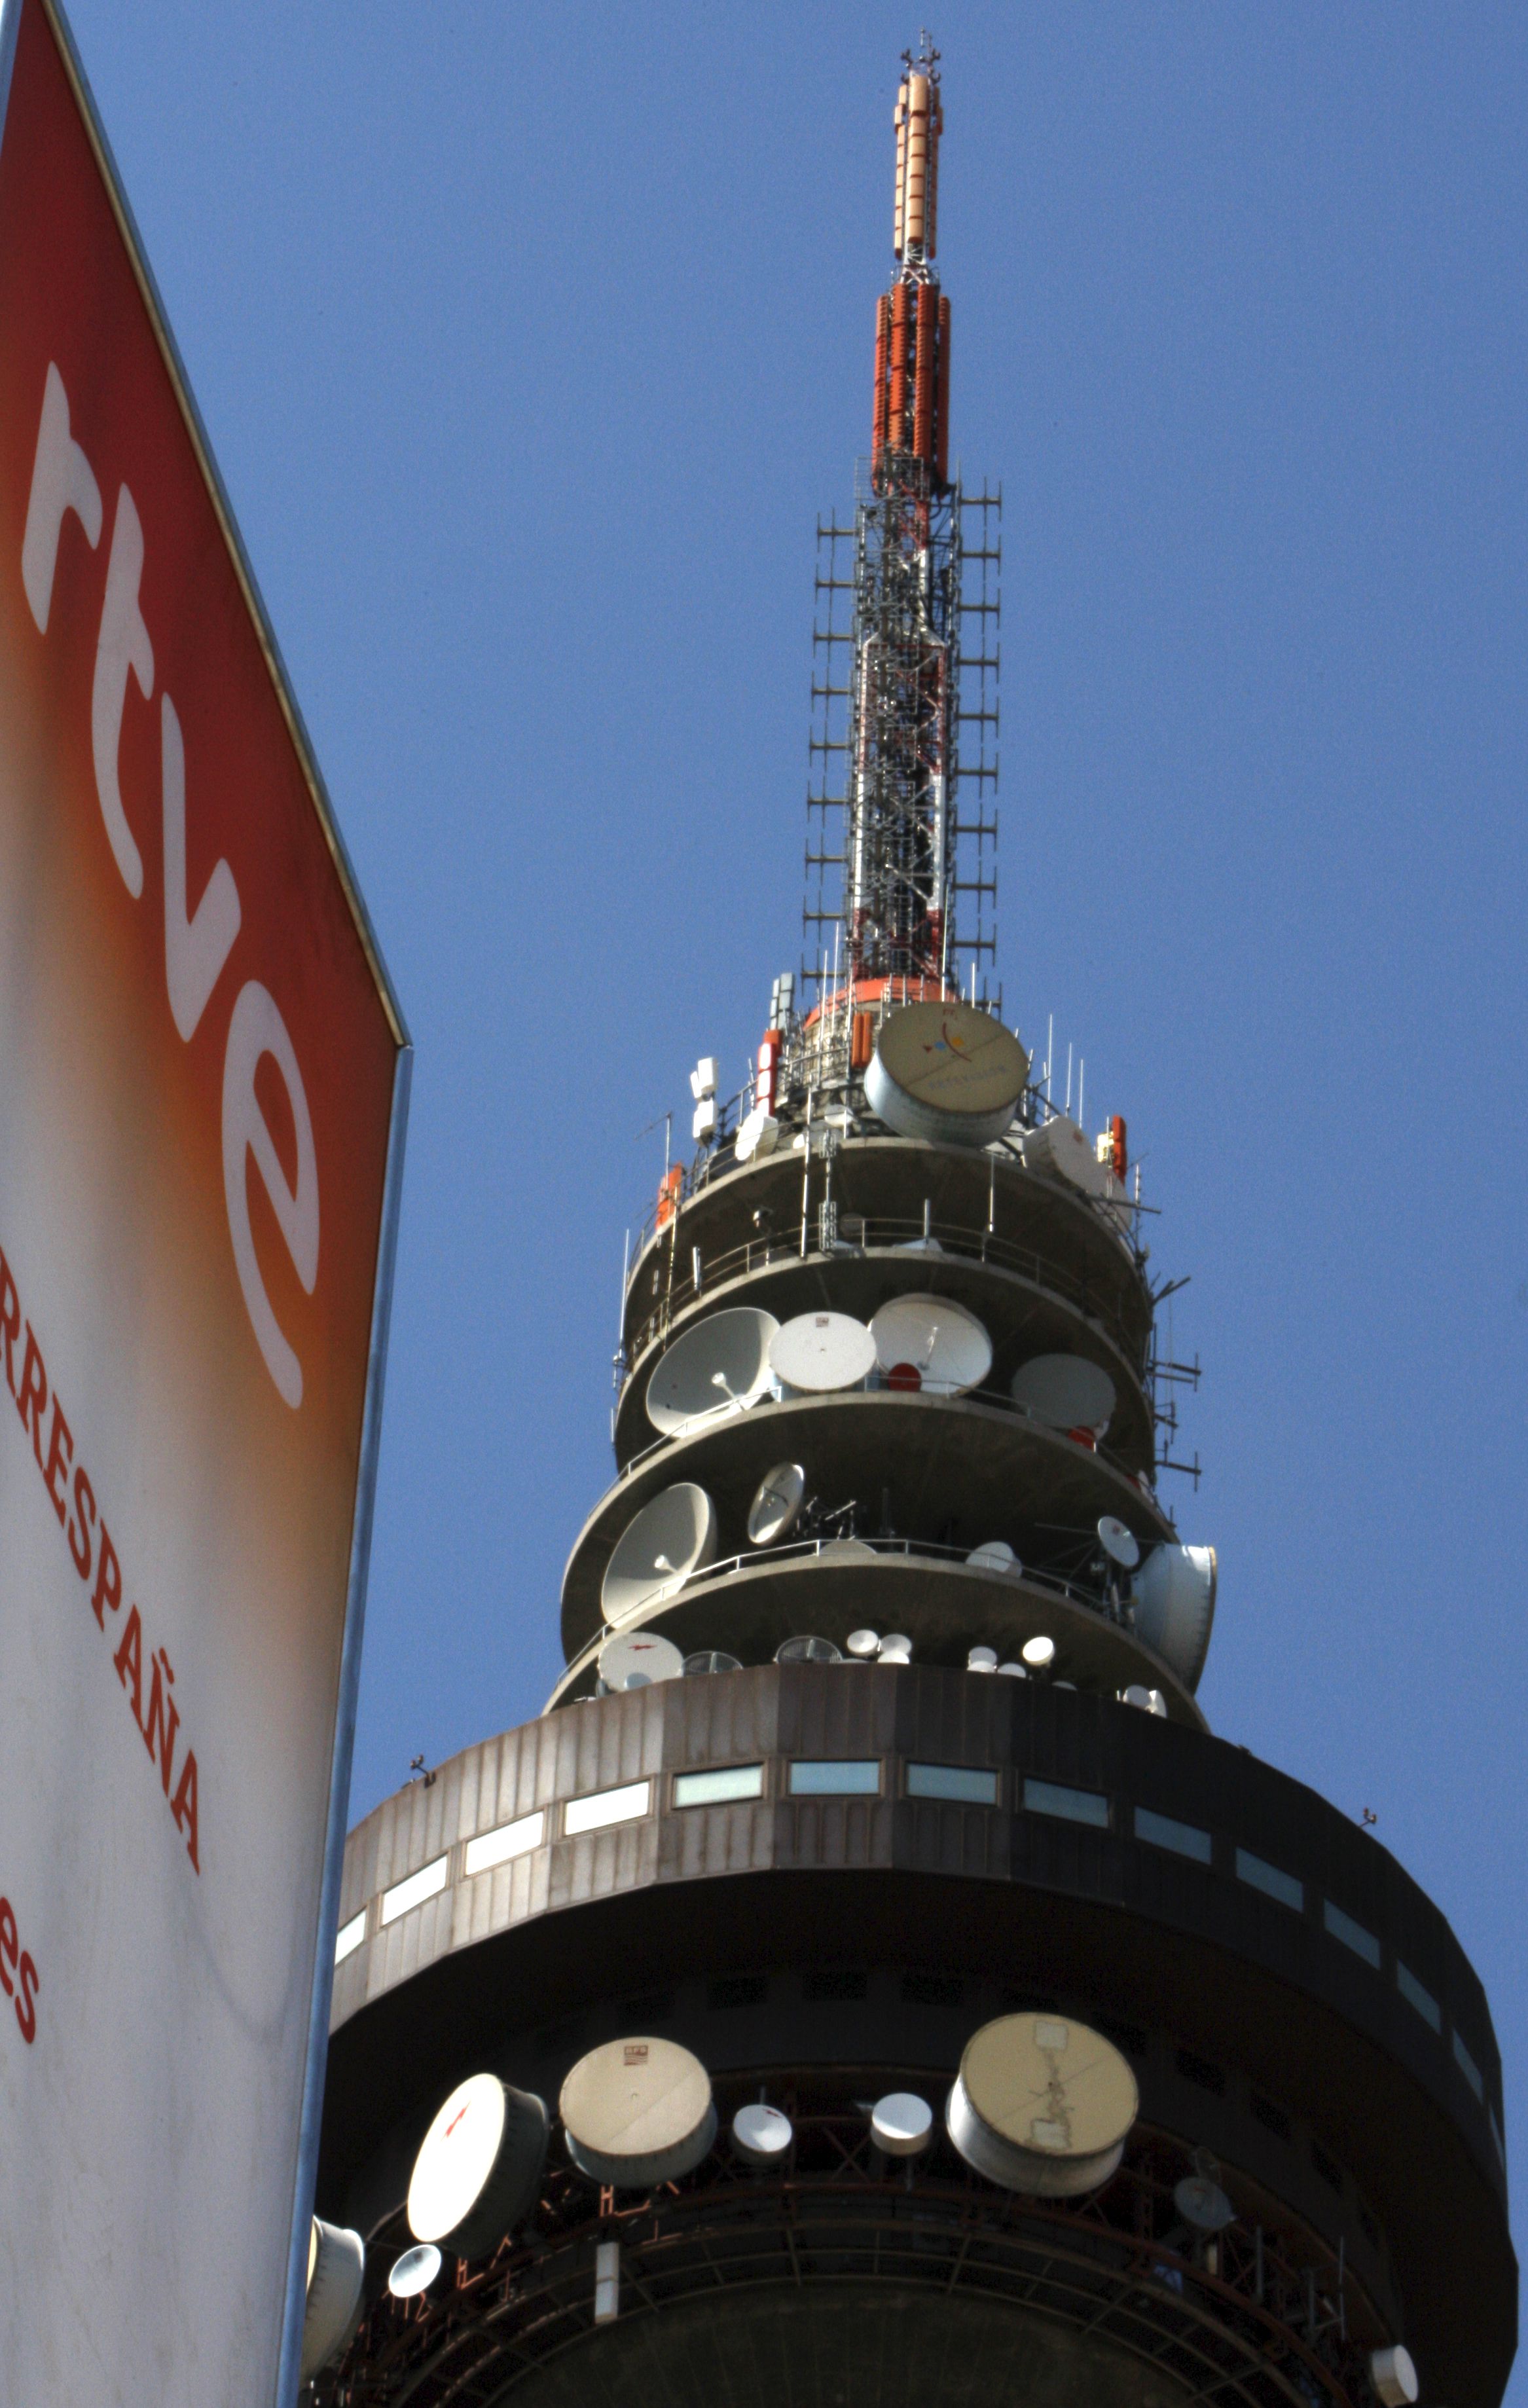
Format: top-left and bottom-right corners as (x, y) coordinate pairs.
(69, 0), (1526, 2344)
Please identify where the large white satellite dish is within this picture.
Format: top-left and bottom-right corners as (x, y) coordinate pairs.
(966, 1540), (1019, 1576)
(769, 1311), (877, 1394)
(600, 1484), (718, 1626)
(407, 2075), (549, 2257)
(747, 1461), (806, 1546)
(300, 2220), (365, 2382)
(775, 1635), (843, 1664)
(1133, 1543), (1216, 1690)
(865, 1001), (1028, 1146)
(598, 1630), (686, 1691)
(561, 2037), (716, 2188)
(947, 2013), (1137, 2197)
(731, 2102), (793, 2165)
(871, 2093), (934, 2157)
(1010, 1353), (1116, 1433)
(869, 1293), (992, 1395)
(1019, 1113), (1108, 1197)
(1097, 1516), (1140, 1571)
(646, 1307), (780, 1435)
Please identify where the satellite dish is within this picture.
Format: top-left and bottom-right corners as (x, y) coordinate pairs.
(1174, 2174), (1235, 2233)
(869, 1294), (992, 1396)
(598, 1630), (685, 1692)
(865, 1001), (1028, 1146)
(735, 1106), (780, 1163)
(871, 2092), (934, 2157)
(947, 2013), (1138, 2197)
(845, 1628), (881, 1659)
(967, 1645), (998, 1672)
(1021, 1634), (1055, 1672)
(300, 2220), (365, 2382)
(601, 1484), (718, 1625)
(731, 2102), (793, 2165)
(966, 1540), (1019, 1576)
(996, 1662), (1027, 1679)
(646, 1307), (780, 1435)
(747, 1461), (806, 1546)
(818, 1536), (875, 1561)
(1019, 1114), (1108, 1198)
(683, 1649), (742, 1676)
(388, 2244), (442, 2299)
(1097, 1516), (1140, 1571)
(775, 1635), (843, 1664)
(877, 1632), (913, 1664)
(1133, 1544), (1217, 1690)
(769, 1311), (877, 1395)
(407, 2074), (549, 2257)
(1370, 2348), (1419, 2408)
(1011, 1354), (1116, 1433)
(560, 2038), (716, 2188)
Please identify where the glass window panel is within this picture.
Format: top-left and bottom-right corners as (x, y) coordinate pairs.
(674, 1764), (765, 1808)
(1235, 1848), (1303, 1912)
(1134, 1806), (1212, 1863)
(564, 1779), (651, 1835)
(788, 1759), (881, 1797)
(464, 1810), (545, 1875)
(1452, 2029), (1485, 2102)
(380, 1854), (448, 1926)
(1396, 1961), (1442, 2032)
(907, 1762), (1000, 1805)
(1322, 1898), (1381, 1967)
(1023, 1778), (1109, 1829)
(334, 1909), (367, 1965)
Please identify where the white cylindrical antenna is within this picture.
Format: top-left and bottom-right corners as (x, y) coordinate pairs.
(1064, 1044), (1072, 1116)
(1078, 1058), (1085, 1131)
(1045, 1013), (1053, 1098)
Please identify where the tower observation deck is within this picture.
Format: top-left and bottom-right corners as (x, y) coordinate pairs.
(303, 43), (1514, 2408)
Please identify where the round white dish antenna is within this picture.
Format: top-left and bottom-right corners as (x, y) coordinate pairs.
(1019, 1113), (1108, 1197)
(869, 1294), (992, 1396)
(388, 2244), (442, 2299)
(598, 1630), (685, 1692)
(1010, 1354), (1116, 1433)
(646, 1307), (780, 1436)
(947, 2013), (1138, 2197)
(818, 1536), (875, 1561)
(846, 1628), (881, 1659)
(407, 2074), (549, 2257)
(748, 1461), (806, 1546)
(996, 1662), (1027, 1679)
(877, 1632), (913, 1664)
(1174, 2173), (1235, 2233)
(300, 2220), (365, 2382)
(1097, 1515), (1140, 1571)
(560, 2038), (716, 2188)
(731, 2102), (793, 2165)
(769, 1311), (877, 1394)
(1020, 1634), (1055, 1672)
(683, 1649), (742, 1676)
(967, 1645), (998, 1673)
(1133, 1543), (1217, 1690)
(871, 2092), (934, 2157)
(1370, 2348), (1419, 2408)
(966, 1540), (1019, 1576)
(775, 1634), (843, 1664)
(601, 1484), (718, 1626)
(865, 1002), (1029, 1147)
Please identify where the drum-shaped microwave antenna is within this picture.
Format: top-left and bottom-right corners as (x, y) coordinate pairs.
(947, 2013), (1138, 2197)
(646, 1307), (780, 1435)
(1174, 2173), (1235, 2233)
(966, 1540), (1019, 1576)
(1019, 1113), (1108, 1197)
(601, 1484), (718, 1626)
(748, 1461), (806, 1546)
(598, 1630), (685, 1692)
(731, 2102), (793, 2165)
(1133, 1542), (1217, 1691)
(1010, 1353), (1116, 1433)
(388, 2245), (442, 2299)
(865, 1001), (1028, 1146)
(1097, 1515), (1140, 1571)
(683, 1649), (742, 1677)
(561, 2037), (716, 2188)
(407, 2074), (549, 2258)
(769, 1311), (877, 1394)
(300, 2220), (366, 2383)
(775, 1635), (843, 1665)
(871, 2092), (934, 2157)
(869, 1293), (992, 1395)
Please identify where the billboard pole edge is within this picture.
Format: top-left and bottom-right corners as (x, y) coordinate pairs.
(35, 0), (409, 1051)
(275, 1038), (412, 2408)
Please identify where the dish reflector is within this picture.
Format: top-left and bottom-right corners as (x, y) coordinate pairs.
(599, 1630), (685, 1691)
(877, 1632), (913, 1664)
(388, 2245), (442, 2299)
(300, 2220), (365, 2382)
(775, 1635), (842, 1664)
(769, 1311), (877, 1393)
(869, 1294), (992, 1395)
(1174, 2174), (1235, 2233)
(1020, 1113), (1108, 1197)
(1370, 2348), (1419, 2408)
(865, 1002), (1029, 1146)
(683, 1649), (742, 1676)
(561, 2037), (716, 2188)
(646, 1307), (780, 1435)
(967, 1645), (998, 1673)
(407, 2074), (549, 2257)
(1021, 1634), (1055, 1671)
(731, 2102), (793, 2164)
(1010, 1353), (1116, 1433)
(601, 1484), (718, 1626)
(846, 1628), (881, 1659)
(1133, 1543), (1217, 1690)
(966, 1540), (1019, 1575)
(871, 2092), (934, 2157)
(1097, 1515), (1140, 1570)
(748, 1461), (806, 1545)
(947, 2013), (1137, 2197)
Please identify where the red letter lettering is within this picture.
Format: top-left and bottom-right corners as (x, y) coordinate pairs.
(0, 1252), (18, 1400)
(172, 1751), (200, 1872)
(91, 1525), (122, 1627)
(68, 1463), (96, 1582)
(143, 1649), (179, 1795)
(15, 1953), (37, 2045)
(14, 1322), (46, 1463)
(113, 1603), (143, 1728)
(43, 1396), (73, 1523)
(0, 1899), (15, 1996)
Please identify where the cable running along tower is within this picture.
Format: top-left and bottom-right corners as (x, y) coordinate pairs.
(302, 44), (1514, 2408)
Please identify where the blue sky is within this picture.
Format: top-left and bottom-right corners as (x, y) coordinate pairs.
(69, 0), (1526, 2341)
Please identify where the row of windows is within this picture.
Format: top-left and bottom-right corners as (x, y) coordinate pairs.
(338, 1756), (1494, 2140)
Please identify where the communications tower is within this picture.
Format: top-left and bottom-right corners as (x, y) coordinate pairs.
(302, 44), (1514, 2408)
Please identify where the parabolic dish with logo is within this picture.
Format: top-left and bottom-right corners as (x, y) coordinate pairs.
(947, 2013), (1138, 2198)
(560, 2037), (717, 2187)
(865, 1001), (1028, 1146)
(869, 1293), (992, 1395)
